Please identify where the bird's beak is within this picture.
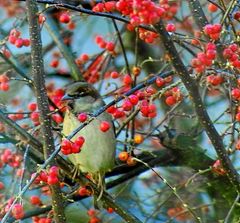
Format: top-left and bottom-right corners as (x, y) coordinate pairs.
(61, 94), (73, 101)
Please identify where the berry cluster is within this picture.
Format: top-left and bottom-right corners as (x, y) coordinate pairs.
(32, 216), (52, 223)
(116, 0), (165, 27)
(92, 1), (116, 12)
(61, 137), (85, 155)
(87, 209), (101, 223)
(76, 53), (90, 65)
(8, 29), (30, 48)
(191, 43), (217, 73)
(33, 166), (59, 185)
(95, 35), (115, 53)
(0, 74), (9, 91)
(206, 75), (224, 86)
(118, 151), (137, 166)
(107, 94), (139, 119)
(0, 148), (22, 168)
(139, 100), (157, 118)
(164, 87), (183, 106)
(7, 109), (24, 121)
(231, 88), (240, 122)
(223, 43), (240, 68)
(50, 52), (62, 68)
(138, 28), (159, 44)
(11, 203), (24, 220)
(160, 0), (178, 20)
(203, 23), (222, 40)
(82, 55), (104, 84)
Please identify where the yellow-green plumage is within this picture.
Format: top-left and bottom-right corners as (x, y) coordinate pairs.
(62, 109), (115, 175)
(61, 82), (116, 203)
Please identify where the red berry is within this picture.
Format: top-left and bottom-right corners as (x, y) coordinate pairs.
(23, 39), (30, 47)
(39, 171), (48, 182)
(0, 181), (4, 190)
(49, 166), (59, 177)
(74, 136), (85, 147)
(165, 96), (177, 106)
(0, 82), (9, 91)
(38, 14), (46, 24)
(106, 105), (117, 114)
(8, 35), (17, 44)
(77, 113), (88, 122)
(28, 102), (37, 111)
(80, 53), (89, 62)
(106, 42), (115, 51)
(234, 11), (240, 21)
(98, 41), (106, 48)
(105, 1), (116, 11)
(89, 217), (101, 223)
(2, 49), (11, 58)
(15, 38), (24, 48)
(126, 156), (137, 166)
(12, 204), (24, 219)
(59, 13), (70, 23)
(107, 207), (114, 213)
(231, 88), (240, 100)
(61, 139), (72, 148)
(30, 112), (40, 122)
(52, 114), (63, 124)
(110, 71), (119, 79)
(10, 29), (21, 38)
(113, 109), (125, 119)
(166, 23), (176, 32)
(87, 209), (96, 216)
(122, 100), (133, 111)
(118, 151), (129, 162)
(95, 35), (103, 44)
(128, 95), (139, 105)
(50, 59), (59, 68)
(156, 77), (165, 87)
(100, 121), (110, 132)
(208, 3), (218, 12)
(71, 143), (81, 153)
(123, 74), (133, 86)
(78, 187), (90, 196)
(30, 195), (41, 206)
(236, 113), (240, 122)
(47, 176), (59, 185)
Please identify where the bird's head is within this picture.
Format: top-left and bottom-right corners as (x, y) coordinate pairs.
(62, 82), (103, 113)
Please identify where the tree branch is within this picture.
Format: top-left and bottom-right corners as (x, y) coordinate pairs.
(154, 20), (240, 193)
(26, 0), (66, 222)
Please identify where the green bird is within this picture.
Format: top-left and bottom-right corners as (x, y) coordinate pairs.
(61, 82), (116, 204)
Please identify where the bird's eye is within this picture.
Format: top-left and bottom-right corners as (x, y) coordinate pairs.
(68, 93), (81, 98)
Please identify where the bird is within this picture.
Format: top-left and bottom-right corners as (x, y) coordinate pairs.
(61, 81), (116, 204)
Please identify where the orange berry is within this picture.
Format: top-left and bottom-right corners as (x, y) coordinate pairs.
(118, 151), (129, 162)
(134, 134), (143, 144)
(127, 156), (137, 166)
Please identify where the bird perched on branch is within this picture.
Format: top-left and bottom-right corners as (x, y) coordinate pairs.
(61, 82), (116, 204)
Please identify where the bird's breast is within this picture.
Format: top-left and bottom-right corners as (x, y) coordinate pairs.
(62, 110), (116, 174)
